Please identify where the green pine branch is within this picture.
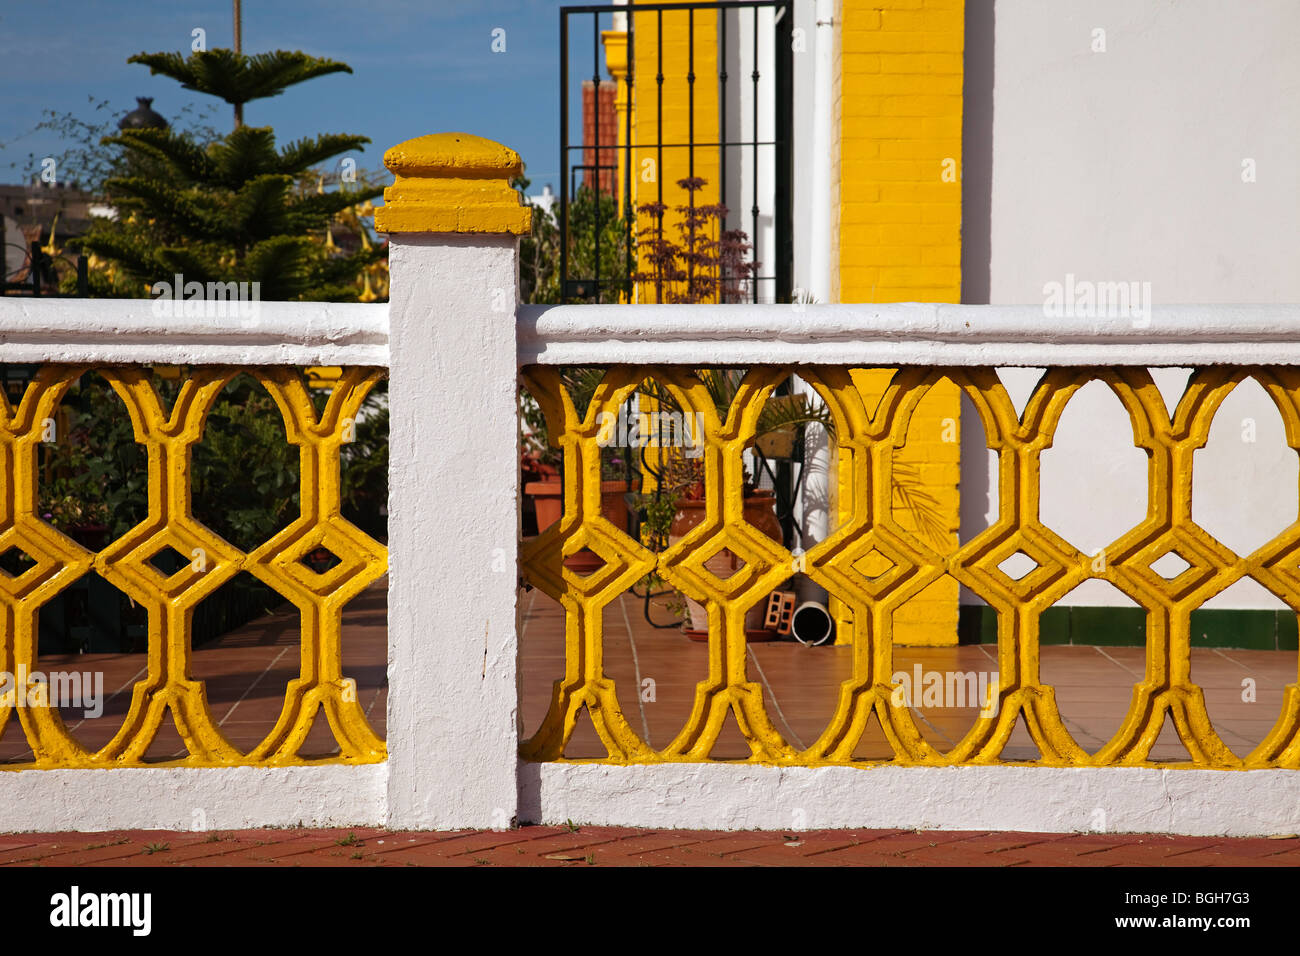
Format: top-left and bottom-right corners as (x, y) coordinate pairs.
(102, 127), (216, 183)
(276, 134), (373, 174)
(229, 174), (296, 241)
(79, 45), (387, 303)
(127, 50), (353, 108)
(97, 176), (226, 240)
(242, 235), (318, 299)
(283, 186), (384, 232)
(205, 125), (281, 184)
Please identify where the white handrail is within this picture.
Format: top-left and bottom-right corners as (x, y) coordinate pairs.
(518, 303), (1300, 367)
(0, 298), (388, 366)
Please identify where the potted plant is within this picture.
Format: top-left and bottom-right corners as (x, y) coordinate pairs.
(520, 378), (635, 537)
(631, 366), (829, 638)
(658, 454), (784, 638)
(635, 366), (952, 640)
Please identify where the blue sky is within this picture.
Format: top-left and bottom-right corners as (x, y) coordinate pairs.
(0, 0), (587, 192)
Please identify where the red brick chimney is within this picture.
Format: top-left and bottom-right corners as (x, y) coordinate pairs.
(581, 80), (617, 194)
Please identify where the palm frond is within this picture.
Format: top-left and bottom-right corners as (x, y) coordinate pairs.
(891, 461), (954, 548)
(560, 367), (608, 419)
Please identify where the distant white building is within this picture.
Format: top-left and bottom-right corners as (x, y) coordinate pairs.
(527, 184), (556, 221)
(2, 214), (25, 279)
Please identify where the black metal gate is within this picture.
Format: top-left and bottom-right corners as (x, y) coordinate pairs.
(3, 239), (89, 297)
(559, 1), (793, 305)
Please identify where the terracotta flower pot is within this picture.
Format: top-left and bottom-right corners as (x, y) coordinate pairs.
(668, 490), (782, 635)
(599, 480), (631, 532)
(524, 480), (563, 534)
(524, 479), (632, 537)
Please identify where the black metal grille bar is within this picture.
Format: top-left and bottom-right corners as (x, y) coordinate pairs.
(626, 13), (636, 291)
(657, 7), (664, 230)
(593, 10), (602, 300)
(559, 8), (570, 300)
(719, 10), (728, 235)
(563, 1), (782, 11)
(2, 240), (89, 297)
(751, 2), (760, 303)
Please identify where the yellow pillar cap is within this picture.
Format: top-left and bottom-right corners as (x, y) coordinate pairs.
(602, 30), (628, 77)
(374, 132), (532, 235)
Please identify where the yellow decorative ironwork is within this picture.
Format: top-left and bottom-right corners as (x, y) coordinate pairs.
(520, 365), (1300, 769)
(0, 366), (387, 768)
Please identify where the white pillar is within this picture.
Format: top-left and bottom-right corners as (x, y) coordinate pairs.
(377, 133), (531, 829)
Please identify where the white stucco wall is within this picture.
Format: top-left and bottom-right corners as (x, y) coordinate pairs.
(962, 0), (1300, 608)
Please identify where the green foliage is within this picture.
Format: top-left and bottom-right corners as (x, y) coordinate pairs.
(39, 372), (147, 537)
(515, 179), (629, 304)
(35, 371), (387, 648)
(564, 185), (631, 303)
(191, 377), (300, 551)
(340, 385), (389, 540)
(638, 488), (679, 550)
(38, 371), (385, 548)
(78, 48), (385, 301)
(513, 174), (558, 306)
(128, 50), (353, 115)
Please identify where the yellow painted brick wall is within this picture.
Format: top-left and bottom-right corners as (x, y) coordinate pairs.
(833, 0), (964, 646)
(629, 1), (721, 303)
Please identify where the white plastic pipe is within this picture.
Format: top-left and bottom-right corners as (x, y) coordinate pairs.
(792, 0), (835, 605)
(790, 600), (834, 646)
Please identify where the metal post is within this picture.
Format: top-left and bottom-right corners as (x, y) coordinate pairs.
(30, 240), (41, 296)
(625, 15), (635, 302)
(593, 11), (602, 303)
(751, 5), (760, 303)
(560, 9), (570, 301)
(775, 1), (793, 306)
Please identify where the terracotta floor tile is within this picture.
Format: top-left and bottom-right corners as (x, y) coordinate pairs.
(4, 824), (1298, 867)
(7, 578), (1299, 861)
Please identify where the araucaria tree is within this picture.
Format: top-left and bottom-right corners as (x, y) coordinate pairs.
(79, 49), (384, 300)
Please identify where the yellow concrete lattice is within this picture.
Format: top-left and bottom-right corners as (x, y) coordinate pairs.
(520, 365), (1300, 768)
(0, 366), (387, 768)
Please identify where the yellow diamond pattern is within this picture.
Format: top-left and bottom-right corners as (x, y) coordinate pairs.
(520, 364), (1300, 769)
(0, 366), (387, 768)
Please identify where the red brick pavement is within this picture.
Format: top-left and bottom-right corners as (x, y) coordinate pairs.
(0, 826), (1296, 866)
